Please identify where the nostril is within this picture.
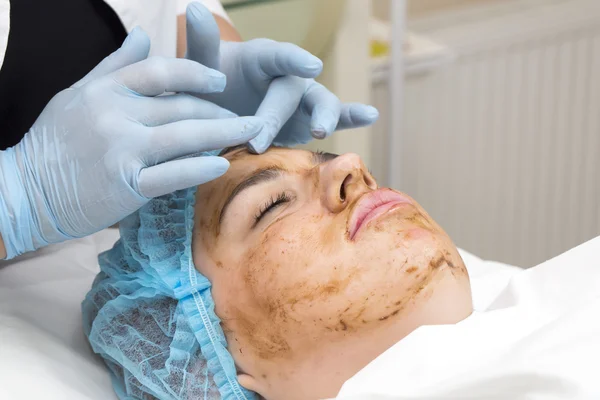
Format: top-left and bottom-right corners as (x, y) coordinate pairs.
(364, 172), (377, 189)
(340, 174), (352, 201)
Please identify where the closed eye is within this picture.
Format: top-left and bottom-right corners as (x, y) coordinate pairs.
(253, 192), (291, 226)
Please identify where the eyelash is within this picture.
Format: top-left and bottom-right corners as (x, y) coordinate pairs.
(254, 192), (291, 224)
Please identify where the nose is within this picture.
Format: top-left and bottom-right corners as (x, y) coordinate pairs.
(320, 153), (377, 213)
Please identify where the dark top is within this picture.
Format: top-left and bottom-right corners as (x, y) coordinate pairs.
(0, 0), (127, 149)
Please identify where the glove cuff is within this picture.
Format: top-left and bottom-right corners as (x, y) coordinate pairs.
(0, 147), (46, 259)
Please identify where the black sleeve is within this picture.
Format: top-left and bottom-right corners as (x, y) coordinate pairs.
(0, 0), (127, 150)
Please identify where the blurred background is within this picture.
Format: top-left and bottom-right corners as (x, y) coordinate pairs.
(224, 0), (600, 268)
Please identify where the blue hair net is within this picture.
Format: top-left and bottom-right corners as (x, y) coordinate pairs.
(82, 187), (257, 400)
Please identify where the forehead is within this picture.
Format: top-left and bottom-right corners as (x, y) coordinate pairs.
(222, 147), (313, 170)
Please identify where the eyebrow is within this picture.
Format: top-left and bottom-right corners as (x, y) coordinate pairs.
(218, 167), (285, 225)
(312, 150), (338, 164)
(218, 151), (339, 226)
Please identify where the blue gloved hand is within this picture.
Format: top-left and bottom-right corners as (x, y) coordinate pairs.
(185, 2), (379, 154)
(0, 28), (264, 259)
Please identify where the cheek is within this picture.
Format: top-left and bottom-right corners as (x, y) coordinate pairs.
(219, 218), (326, 360)
(243, 216), (327, 301)
(226, 207), (469, 359)
(233, 214), (354, 335)
(243, 206), (343, 288)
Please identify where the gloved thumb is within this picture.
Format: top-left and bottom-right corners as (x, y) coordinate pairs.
(73, 27), (151, 88)
(185, 2), (221, 71)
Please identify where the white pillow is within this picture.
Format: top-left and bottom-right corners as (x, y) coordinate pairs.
(458, 248), (523, 310)
(0, 230), (520, 399)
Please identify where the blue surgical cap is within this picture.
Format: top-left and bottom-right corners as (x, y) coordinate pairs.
(82, 187), (257, 400)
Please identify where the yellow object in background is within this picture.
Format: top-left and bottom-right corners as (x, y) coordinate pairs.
(371, 40), (390, 58)
(228, 0), (345, 59)
(370, 17), (391, 59)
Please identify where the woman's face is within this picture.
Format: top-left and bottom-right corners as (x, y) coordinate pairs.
(193, 147), (472, 399)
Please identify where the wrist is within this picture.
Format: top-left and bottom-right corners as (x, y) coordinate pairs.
(214, 14), (242, 42)
(0, 146), (44, 258)
(0, 232), (5, 259)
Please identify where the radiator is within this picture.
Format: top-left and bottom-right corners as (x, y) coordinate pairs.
(371, 0), (600, 267)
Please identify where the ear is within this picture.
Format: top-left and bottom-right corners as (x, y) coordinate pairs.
(237, 373), (264, 394)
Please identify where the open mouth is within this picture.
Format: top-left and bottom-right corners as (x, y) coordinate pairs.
(348, 189), (412, 240)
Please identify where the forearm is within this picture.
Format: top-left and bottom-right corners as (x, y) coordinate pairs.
(177, 13), (242, 58)
(214, 14), (242, 42)
(0, 233), (6, 259)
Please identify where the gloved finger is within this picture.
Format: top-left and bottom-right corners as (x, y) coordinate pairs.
(138, 94), (236, 126)
(254, 39), (323, 79)
(146, 116), (263, 163)
(73, 27), (151, 88)
(137, 156), (229, 198)
(186, 2), (221, 70)
(113, 57), (226, 97)
(247, 76), (307, 154)
(336, 103), (380, 130)
(304, 82), (342, 139)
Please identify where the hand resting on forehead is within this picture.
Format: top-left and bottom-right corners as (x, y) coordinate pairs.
(192, 147), (473, 399)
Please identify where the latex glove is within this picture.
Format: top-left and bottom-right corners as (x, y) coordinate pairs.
(0, 28), (264, 259)
(185, 2), (379, 153)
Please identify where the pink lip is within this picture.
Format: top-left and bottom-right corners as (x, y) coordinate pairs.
(348, 189), (412, 240)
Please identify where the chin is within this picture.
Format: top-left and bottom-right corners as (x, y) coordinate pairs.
(355, 210), (464, 275)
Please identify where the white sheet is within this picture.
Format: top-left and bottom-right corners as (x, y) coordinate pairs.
(0, 230), (120, 400)
(0, 229), (521, 399)
(336, 236), (600, 400)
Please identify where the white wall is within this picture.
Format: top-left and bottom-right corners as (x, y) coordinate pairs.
(301, 0), (374, 167)
(372, 0), (600, 266)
